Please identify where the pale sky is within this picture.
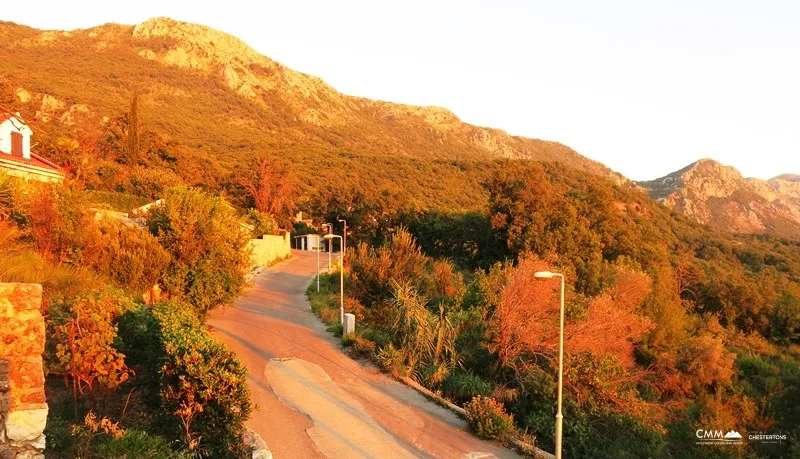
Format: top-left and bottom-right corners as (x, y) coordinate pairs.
(5, 1), (800, 180)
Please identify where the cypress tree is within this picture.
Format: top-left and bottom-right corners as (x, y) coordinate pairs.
(127, 92), (140, 164)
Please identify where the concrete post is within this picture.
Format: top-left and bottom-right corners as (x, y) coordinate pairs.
(343, 313), (355, 336)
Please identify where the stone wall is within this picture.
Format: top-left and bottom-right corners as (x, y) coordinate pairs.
(249, 233), (292, 268)
(0, 283), (47, 459)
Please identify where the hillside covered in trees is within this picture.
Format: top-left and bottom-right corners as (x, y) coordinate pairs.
(1, 16), (799, 458)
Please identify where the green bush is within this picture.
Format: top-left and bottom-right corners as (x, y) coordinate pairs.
(85, 218), (172, 294)
(147, 187), (251, 317)
(464, 396), (515, 440)
(94, 430), (188, 459)
(246, 208), (278, 237)
(153, 301), (251, 457)
(441, 370), (494, 405)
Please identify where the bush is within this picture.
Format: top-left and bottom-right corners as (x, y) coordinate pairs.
(48, 291), (134, 400)
(153, 301), (251, 457)
(246, 208), (278, 237)
(441, 370), (494, 405)
(85, 218), (172, 294)
(464, 396), (515, 440)
(147, 187), (251, 317)
(17, 184), (94, 262)
(94, 429), (188, 459)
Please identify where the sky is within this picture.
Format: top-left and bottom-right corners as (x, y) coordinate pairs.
(5, 0), (800, 180)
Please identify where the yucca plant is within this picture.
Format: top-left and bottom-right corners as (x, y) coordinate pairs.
(390, 282), (459, 382)
(0, 221), (99, 295)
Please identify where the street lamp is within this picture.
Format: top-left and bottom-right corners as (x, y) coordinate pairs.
(337, 218), (347, 259)
(323, 234), (344, 324)
(316, 234), (321, 292)
(322, 223), (333, 271)
(534, 271), (566, 459)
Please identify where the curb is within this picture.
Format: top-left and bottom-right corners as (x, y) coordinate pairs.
(398, 376), (554, 459)
(243, 427), (273, 459)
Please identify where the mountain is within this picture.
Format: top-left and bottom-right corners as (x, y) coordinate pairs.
(0, 17), (621, 193)
(639, 158), (800, 239)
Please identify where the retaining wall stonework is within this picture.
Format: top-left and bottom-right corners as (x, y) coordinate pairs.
(0, 283), (47, 459)
(249, 233), (292, 268)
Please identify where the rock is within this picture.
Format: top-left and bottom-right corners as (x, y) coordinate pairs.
(13, 452), (44, 459)
(14, 89), (31, 104)
(31, 434), (45, 450)
(39, 95), (64, 114)
(4, 408), (48, 442)
(253, 450), (273, 459)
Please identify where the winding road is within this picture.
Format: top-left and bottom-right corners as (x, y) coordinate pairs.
(207, 250), (519, 459)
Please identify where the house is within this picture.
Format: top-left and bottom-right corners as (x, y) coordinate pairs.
(0, 112), (64, 183)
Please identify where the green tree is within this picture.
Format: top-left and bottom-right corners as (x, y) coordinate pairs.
(127, 92), (140, 164)
(147, 187), (251, 316)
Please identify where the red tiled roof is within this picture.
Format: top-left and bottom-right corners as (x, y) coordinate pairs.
(0, 112), (13, 123)
(0, 152), (63, 173)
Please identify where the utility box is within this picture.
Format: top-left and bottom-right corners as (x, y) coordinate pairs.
(343, 313), (356, 336)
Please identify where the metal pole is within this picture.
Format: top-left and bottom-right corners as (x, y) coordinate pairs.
(556, 274), (565, 459)
(338, 219), (347, 259)
(316, 240), (320, 292)
(325, 224), (332, 271)
(340, 249), (344, 325)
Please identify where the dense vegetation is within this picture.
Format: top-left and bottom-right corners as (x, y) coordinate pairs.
(0, 173), (253, 458)
(1, 18), (798, 458)
(309, 162), (800, 458)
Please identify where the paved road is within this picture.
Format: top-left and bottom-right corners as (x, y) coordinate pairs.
(208, 250), (519, 459)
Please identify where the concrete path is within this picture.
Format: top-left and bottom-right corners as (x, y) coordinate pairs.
(207, 250), (519, 459)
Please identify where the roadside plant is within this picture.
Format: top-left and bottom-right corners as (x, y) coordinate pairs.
(464, 396), (515, 440)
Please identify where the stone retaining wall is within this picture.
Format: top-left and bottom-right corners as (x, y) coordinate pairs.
(249, 233), (292, 268)
(0, 283), (47, 459)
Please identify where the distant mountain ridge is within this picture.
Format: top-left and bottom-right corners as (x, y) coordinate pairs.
(639, 159), (800, 239)
(0, 17), (622, 182)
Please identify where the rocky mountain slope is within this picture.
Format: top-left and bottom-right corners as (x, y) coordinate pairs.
(0, 17), (620, 182)
(639, 159), (800, 239)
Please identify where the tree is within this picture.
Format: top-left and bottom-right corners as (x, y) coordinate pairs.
(238, 157), (296, 221)
(147, 187), (251, 316)
(127, 92), (140, 164)
(49, 292), (133, 417)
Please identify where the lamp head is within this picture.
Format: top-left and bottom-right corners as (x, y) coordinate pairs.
(323, 234), (336, 240)
(534, 271), (557, 279)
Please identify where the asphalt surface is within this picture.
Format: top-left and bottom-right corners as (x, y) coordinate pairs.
(207, 250), (520, 459)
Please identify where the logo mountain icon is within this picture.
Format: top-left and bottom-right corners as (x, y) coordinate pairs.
(724, 431), (742, 439)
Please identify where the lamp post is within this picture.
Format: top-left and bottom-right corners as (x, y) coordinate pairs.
(316, 235), (321, 292)
(337, 218), (347, 259)
(322, 223), (332, 271)
(534, 271), (566, 459)
(323, 234), (344, 324)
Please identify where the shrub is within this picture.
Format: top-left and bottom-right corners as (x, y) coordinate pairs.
(84, 218), (172, 294)
(245, 208), (278, 237)
(147, 187), (251, 317)
(129, 166), (183, 199)
(464, 396), (515, 440)
(441, 370), (494, 405)
(48, 291), (134, 411)
(94, 429), (189, 459)
(17, 184), (94, 262)
(153, 301), (251, 457)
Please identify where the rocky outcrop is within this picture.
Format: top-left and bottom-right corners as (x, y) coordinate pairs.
(639, 159), (800, 239)
(0, 283), (48, 458)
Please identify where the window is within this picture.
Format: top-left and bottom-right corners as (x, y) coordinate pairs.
(10, 132), (23, 156)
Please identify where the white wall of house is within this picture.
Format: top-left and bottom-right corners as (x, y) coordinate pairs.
(0, 117), (33, 159)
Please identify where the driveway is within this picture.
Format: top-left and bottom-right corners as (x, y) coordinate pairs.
(207, 250), (519, 459)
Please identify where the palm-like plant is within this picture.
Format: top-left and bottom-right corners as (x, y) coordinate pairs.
(0, 221), (99, 294)
(390, 282), (459, 383)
